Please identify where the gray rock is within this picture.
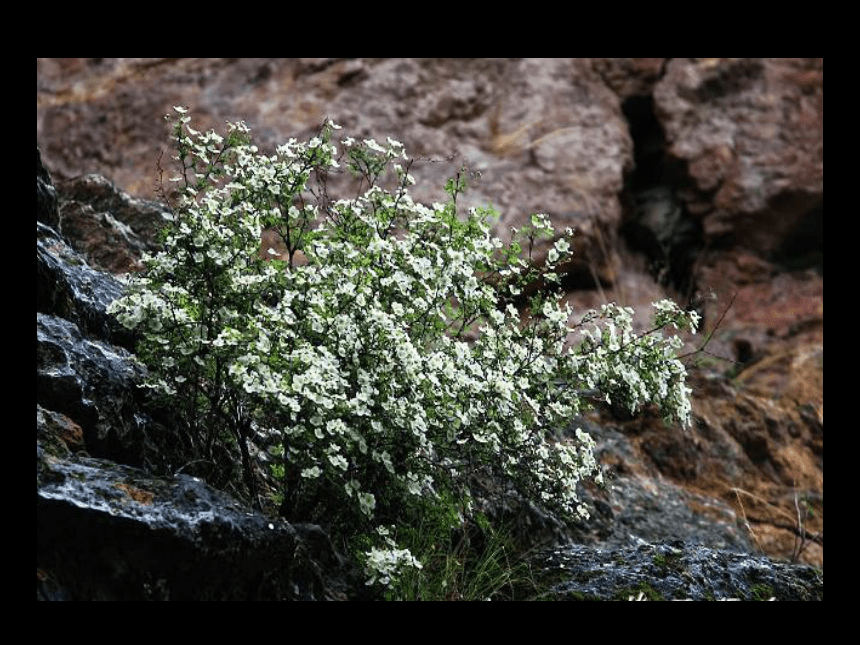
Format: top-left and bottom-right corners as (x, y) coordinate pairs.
(536, 539), (822, 601)
(37, 147), (59, 229)
(37, 221), (135, 349)
(37, 445), (353, 600)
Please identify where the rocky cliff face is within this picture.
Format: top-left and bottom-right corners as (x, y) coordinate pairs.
(37, 58), (822, 599)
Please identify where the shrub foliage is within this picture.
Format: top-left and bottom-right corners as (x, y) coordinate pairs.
(108, 108), (700, 591)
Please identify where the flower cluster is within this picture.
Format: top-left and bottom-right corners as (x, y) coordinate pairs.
(108, 108), (699, 591)
(363, 525), (424, 587)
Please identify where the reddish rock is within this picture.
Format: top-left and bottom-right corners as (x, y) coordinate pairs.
(37, 58), (631, 281)
(653, 58), (823, 255)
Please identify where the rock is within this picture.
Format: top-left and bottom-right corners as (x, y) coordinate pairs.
(556, 352), (823, 569)
(574, 421), (755, 552)
(36, 58), (632, 284)
(38, 221), (135, 349)
(37, 444), (351, 600)
(620, 185), (703, 292)
(54, 173), (171, 274)
(37, 147), (59, 229)
(475, 416), (755, 556)
(37, 312), (152, 466)
(35, 56), (823, 289)
(536, 539), (822, 601)
(37, 404), (85, 458)
(653, 58), (823, 254)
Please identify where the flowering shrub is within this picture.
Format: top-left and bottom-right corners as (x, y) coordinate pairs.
(108, 108), (700, 593)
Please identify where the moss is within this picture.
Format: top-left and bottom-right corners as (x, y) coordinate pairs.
(750, 583), (776, 601)
(652, 548), (683, 576)
(614, 581), (663, 601)
(563, 590), (603, 601)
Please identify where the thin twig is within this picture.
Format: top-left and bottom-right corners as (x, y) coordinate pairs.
(678, 291), (737, 363)
(733, 487), (765, 555)
(732, 485), (822, 563)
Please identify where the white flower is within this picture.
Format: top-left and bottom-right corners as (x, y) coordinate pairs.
(364, 138), (386, 153)
(328, 453), (348, 470)
(364, 545), (422, 587)
(358, 492), (376, 516)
